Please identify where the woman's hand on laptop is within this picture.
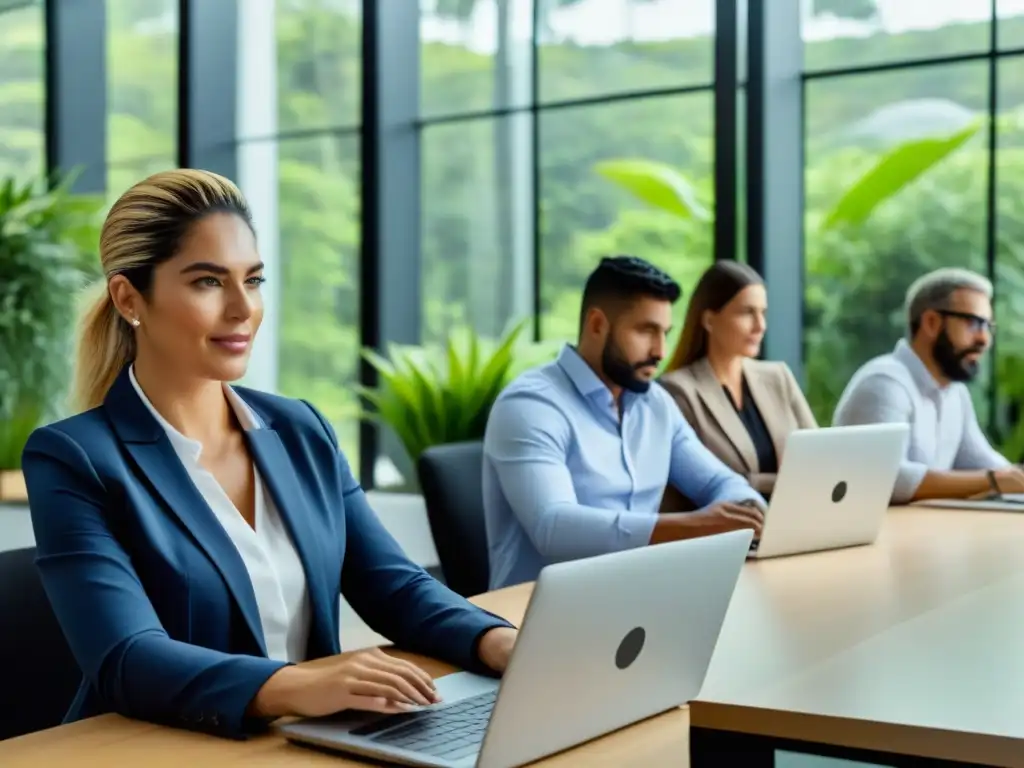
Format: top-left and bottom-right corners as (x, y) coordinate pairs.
(248, 647), (441, 719)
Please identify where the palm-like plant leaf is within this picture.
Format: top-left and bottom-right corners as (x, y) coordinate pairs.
(465, 319), (529, 433)
(821, 122), (981, 230)
(594, 158), (710, 221)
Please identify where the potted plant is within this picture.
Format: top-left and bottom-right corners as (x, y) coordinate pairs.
(358, 317), (561, 487)
(0, 173), (104, 501)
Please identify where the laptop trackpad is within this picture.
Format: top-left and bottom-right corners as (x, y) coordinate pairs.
(279, 671), (498, 737)
(432, 671), (499, 703)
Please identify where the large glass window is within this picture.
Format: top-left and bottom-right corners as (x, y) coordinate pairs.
(106, 156), (179, 201)
(994, 54), (1024, 460)
(233, 0), (363, 472)
(538, 93), (715, 344)
(537, 0), (715, 103)
(419, 0), (533, 119)
(803, 0), (991, 73)
(421, 115), (534, 344)
(273, 0), (361, 138)
(0, 1), (45, 182)
(419, 0), (718, 354)
(803, 62), (990, 427)
(276, 134), (362, 465)
(105, 0), (178, 168)
(998, 0), (1024, 48)
(419, 0), (535, 349)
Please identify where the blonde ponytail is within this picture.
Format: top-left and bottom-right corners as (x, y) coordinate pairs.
(70, 168), (252, 412)
(72, 281), (136, 412)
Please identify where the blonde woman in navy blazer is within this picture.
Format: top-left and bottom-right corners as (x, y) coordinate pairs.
(21, 169), (516, 738)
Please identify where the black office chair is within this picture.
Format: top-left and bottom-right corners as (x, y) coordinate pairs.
(0, 546), (81, 740)
(416, 441), (490, 598)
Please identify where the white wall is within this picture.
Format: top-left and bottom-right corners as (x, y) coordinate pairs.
(0, 505), (34, 551)
(365, 491), (439, 568)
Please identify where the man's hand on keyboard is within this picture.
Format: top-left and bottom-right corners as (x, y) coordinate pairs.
(689, 500), (765, 539)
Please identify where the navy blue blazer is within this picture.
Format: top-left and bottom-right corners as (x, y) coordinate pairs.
(21, 366), (511, 738)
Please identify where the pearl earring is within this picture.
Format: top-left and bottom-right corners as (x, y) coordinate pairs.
(131, 318), (140, 327)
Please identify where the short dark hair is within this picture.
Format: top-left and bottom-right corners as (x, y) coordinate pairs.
(579, 255), (681, 329)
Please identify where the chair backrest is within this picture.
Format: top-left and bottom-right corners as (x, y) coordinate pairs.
(416, 441), (490, 598)
(0, 546), (81, 740)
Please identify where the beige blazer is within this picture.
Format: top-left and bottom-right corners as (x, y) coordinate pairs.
(658, 357), (817, 508)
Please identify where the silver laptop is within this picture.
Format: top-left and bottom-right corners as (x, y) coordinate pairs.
(749, 423), (909, 560)
(278, 528), (753, 767)
(913, 495), (1024, 511)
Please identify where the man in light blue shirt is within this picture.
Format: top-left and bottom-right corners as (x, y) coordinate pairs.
(483, 256), (766, 589)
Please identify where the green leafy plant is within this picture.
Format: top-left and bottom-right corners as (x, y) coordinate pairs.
(821, 122), (983, 230)
(595, 123), (985, 235)
(593, 158), (710, 221)
(0, 172), (104, 470)
(358, 318), (561, 463)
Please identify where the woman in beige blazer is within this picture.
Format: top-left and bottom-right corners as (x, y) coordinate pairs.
(659, 261), (816, 505)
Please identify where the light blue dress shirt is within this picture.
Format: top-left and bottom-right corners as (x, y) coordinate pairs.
(482, 344), (765, 589)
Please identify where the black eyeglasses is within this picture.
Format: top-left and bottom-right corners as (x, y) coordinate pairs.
(937, 310), (996, 334)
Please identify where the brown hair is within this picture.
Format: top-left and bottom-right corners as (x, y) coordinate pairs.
(665, 261), (764, 372)
(73, 169), (253, 411)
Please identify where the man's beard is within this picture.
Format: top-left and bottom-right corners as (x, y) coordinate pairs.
(601, 337), (660, 394)
(933, 328), (984, 382)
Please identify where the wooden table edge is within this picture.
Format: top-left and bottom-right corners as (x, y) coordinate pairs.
(689, 701), (1024, 767)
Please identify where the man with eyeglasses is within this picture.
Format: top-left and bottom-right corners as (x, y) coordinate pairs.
(833, 267), (1024, 503)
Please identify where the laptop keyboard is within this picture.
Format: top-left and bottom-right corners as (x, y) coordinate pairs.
(350, 689), (497, 760)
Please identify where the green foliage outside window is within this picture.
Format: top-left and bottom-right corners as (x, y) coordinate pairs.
(3, 6), (1024, 472)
